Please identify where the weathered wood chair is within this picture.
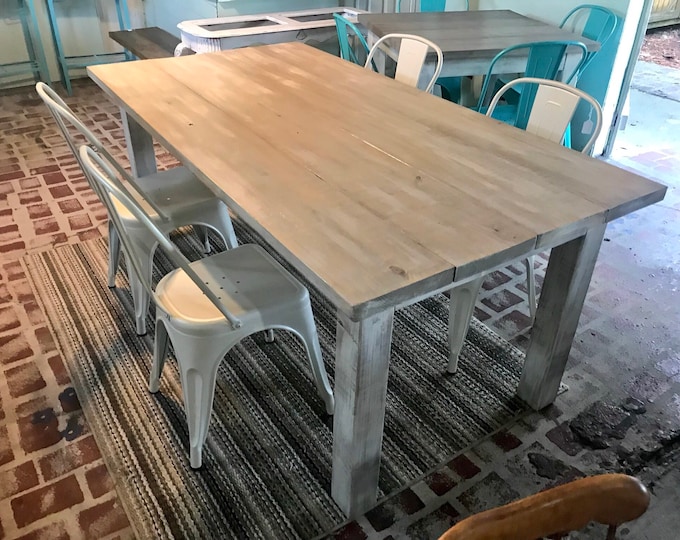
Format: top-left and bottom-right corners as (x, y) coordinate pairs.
(438, 474), (649, 540)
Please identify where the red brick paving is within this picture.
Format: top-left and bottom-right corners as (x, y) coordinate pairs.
(1, 82), (134, 539)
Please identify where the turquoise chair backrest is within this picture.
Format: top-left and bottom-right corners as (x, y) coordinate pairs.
(478, 41), (588, 130)
(334, 13), (371, 66)
(560, 5), (618, 75)
(396, 0), (468, 13)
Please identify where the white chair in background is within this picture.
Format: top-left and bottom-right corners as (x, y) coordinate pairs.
(365, 33), (443, 93)
(447, 78), (603, 374)
(485, 77), (603, 324)
(80, 144), (335, 469)
(36, 82), (238, 335)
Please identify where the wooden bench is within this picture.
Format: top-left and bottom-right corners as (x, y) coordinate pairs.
(109, 27), (189, 60)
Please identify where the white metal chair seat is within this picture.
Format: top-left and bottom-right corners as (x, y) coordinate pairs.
(154, 245), (308, 327)
(81, 145), (334, 470)
(36, 82), (238, 335)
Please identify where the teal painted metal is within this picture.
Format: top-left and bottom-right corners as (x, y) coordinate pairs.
(396, 0), (468, 12)
(560, 5), (618, 79)
(559, 6), (617, 151)
(570, 11), (624, 152)
(45, 0), (132, 95)
(334, 13), (370, 66)
(1, 0), (50, 86)
(477, 41), (588, 131)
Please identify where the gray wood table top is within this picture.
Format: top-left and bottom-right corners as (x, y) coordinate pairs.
(359, 10), (600, 59)
(88, 43), (662, 320)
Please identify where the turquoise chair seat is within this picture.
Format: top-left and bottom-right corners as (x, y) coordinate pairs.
(479, 103), (519, 124)
(437, 76), (463, 102)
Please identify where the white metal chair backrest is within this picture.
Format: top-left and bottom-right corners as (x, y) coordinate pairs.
(35, 82), (167, 219)
(365, 33), (443, 93)
(79, 145), (243, 330)
(486, 77), (603, 154)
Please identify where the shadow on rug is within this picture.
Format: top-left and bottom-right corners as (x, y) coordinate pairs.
(23, 224), (530, 539)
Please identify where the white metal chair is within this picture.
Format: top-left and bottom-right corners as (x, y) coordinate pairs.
(487, 77), (602, 323)
(36, 82), (238, 335)
(365, 33), (443, 93)
(446, 77), (603, 373)
(79, 144), (335, 469)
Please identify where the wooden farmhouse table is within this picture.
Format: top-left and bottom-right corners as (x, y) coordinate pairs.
(88, 43), (665, 518)
(359, 10), (600, 91)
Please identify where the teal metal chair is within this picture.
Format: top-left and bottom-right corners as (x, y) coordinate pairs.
(476, 41), (588, 131)
(559, 5), (617, 149)
(560, 5), (618, 78)
(334, 12), (371, 66)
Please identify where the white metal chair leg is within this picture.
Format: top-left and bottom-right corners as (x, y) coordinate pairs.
(170, 329), (234, 469)
(107, 220), (121, 288)
(525, 256), (537, 321)
(149, 319), (170, 393)
(196, 225), (211, 254)
(285, 306), (334, 415)
(447, 276), (485, 373)
(204, 204), (238, 250)
(127, 239), (156, 335)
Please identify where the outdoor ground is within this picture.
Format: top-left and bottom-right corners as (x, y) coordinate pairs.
(641, 24), (680, 68)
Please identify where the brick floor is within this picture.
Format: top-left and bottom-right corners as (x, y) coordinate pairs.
(1, 78), (679, 539)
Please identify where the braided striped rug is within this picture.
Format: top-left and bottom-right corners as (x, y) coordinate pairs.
(23, 224), (529, 539)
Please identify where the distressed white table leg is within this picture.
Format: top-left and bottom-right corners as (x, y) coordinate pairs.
(121, 109), (157, 178)
(518, 223), (606, 410)
(447, 275), (484, 373)
(331, 308), (394, 518)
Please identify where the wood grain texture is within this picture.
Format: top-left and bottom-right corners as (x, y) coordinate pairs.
(87, 43), (664, 320)
(359, 10), (600, 59)
(438, 474), (649, 540)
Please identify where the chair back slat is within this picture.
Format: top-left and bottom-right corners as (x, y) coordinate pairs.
(394, 38), (430, 88)
(525, 84), (582, 143)
(79, 145), (243, 329)
(35, 82), (168, 220)
(365, 32), (443, 93)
